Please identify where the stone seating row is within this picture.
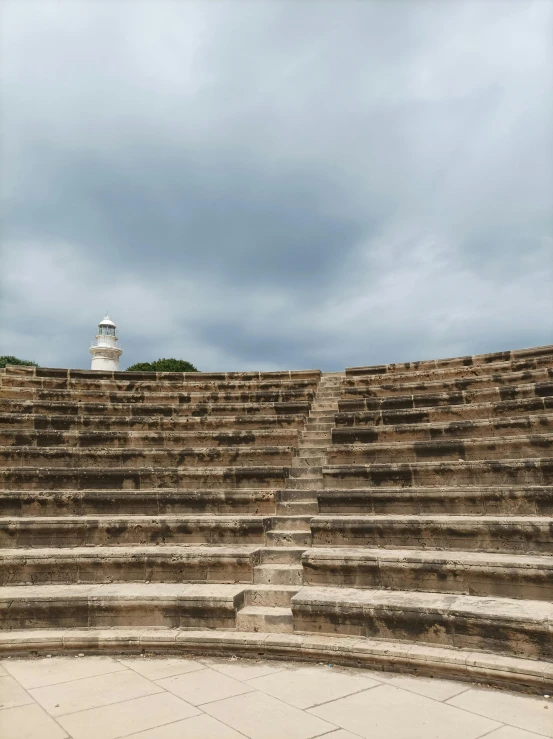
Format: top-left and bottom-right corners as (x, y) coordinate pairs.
(1, 582), (551, 663)
(2, 545), (552, 600)
(346, 344), (553, 375)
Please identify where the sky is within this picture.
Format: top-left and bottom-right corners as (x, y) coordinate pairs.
(0, 0), (552, 372)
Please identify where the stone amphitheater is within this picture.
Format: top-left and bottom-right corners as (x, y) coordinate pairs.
(0, 344), (552, 694)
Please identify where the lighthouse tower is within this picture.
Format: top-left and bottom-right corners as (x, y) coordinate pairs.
(89, 314), (123, 371)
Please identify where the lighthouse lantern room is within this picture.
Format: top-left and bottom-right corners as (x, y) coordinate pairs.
(89, 314), (123, 371)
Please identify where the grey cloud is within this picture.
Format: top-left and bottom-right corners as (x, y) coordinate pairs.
(1, 0), (552, 371)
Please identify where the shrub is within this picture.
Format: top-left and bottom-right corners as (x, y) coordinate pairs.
(0, 355), (39, 369)
(125, 358), (198, 372)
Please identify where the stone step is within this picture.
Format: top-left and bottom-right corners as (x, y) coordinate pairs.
(335, 397), (553, 427)
(0, 375), (319, 393)
(3, 366), (322, 382)
(0, 465), (290, 490)
(0, 412), (308, 432)
(301, 431), (331, 441)
(244, 585), (300, 607)
(298, 447), (327, 456)
(254, 564), (303, 586)
(0, 387), (315, 405)
(306, 423), (335, 431)
(338, 382), (553, 413)
(260, 547), (306, 565)
(236, 605), (293, 633)
(327, 435), (553, 464)
(276, 500), (319, 515)
(0, 628), (549, 693)
(333, 415), (553, 445)
(0, 428), (301, 449)
(285, 478), (321, 490)
(323, 458), (553, 488)
(291, 586), (553, 661)
(0, 399), (312, 418)
(0, 489), (277, 517)
(341, 368), (552, 399)
(290, 466), (322, 477)
(0, 515), (270, 548)
(311, 515), (552, 554)
(266, 530), (312, 546)
(345, 344), (553, 376)
(270, 515), (312, 531)
(292, 456), (325, 468)
(317, 486), (553, 516)
(344, 355), (553, 387)
(0, 546), (259, 586)
(278, 489), (318, 501)
(302, 548), (553, 601)
(0, 445), (296, 469)
(0, 582), (246, 630)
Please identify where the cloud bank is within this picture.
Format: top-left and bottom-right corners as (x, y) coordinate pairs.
(1, 0), (552, 370)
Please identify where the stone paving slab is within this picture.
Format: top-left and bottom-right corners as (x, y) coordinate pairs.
(1, 655), (551, 739)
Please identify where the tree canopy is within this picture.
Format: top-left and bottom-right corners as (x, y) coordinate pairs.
(0, 355), (39, 369)
(125, 358), (198, 372)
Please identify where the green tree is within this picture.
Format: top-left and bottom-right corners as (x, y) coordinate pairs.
(126, 358), (198, 372)
(0, 355), (39, 369)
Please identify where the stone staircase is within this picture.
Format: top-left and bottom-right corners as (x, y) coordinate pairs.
(236, 373), (343, 633)
(0, 346), (552, 692)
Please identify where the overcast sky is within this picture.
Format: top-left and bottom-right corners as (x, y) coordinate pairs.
(1, 0), (552, 372)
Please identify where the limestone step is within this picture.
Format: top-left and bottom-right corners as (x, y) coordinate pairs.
(301, 431), (331, 441)
(0, 489), (277, 517)
(0, 628), (550, 693)
(317, 486), (553, 516)
(292, 456), (326, 468)
(345, 344), (553, 376)
(0, 428), (300, 449)
(2, 366), (322, 382)
(302, 548), (553, 600)
(290, 467), (322, 477)
(0, 445), (295, 469)
(338, 382), (553, 413)
(0, 465), (290, 490)
(266, 530), (312, 546)
(276, 500), (319, 515)
(327, 435), (553, 464)
(0, 515), (271, 548)
(270, 515), (312, 531)
(244, 585), (300, 607)
(0, 582), (245, 630)
(260, 547), (306, 564)
(332, 415), (553, 445)
(344, 355), (553, 387)
(0, 412), (308, 432)
(335, 397), (553, 427)
(0, 375), (318, 393)
(278, 489), (318, 501)
(253, 564), (303, 586)
(285, 478), (321, 490)
(0, 546), (258, 586)
(323, 458), (553, 488)
(0, 387), (315, 405)
(236, 606), (293, 633)
(298, 447), (327, 456)
(291, 586), (553, 660)
(341, 368), (552, 399)
(0, 400), (312, 418)
(311, 515), (552, 554)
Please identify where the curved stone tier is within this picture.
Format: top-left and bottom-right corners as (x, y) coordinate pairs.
(1, 346), (552, 693)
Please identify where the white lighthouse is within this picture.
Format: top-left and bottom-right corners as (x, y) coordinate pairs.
(89, 314), (123, 371)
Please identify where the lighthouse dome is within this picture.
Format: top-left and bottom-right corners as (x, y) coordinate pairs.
(98, 314), (116, 328)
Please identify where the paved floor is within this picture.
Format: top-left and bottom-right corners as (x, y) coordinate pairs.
(0, 655), (550, 739)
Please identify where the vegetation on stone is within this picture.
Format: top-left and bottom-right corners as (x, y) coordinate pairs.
(125, 357), (198, 372)
(0, 355), (39, 368)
